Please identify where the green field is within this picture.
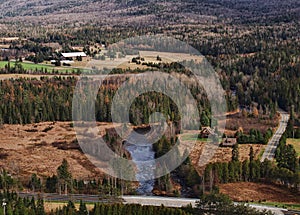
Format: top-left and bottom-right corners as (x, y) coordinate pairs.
(180, 133), (210, 142)
(0, 61), (79, 73)
(287, 138), (300, 157)
(253, 201), (300, 211)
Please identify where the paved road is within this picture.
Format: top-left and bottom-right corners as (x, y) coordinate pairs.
(122, 196), (287, 215)
(261, 110), (290, 162)
(122, 195), (198, 207)
(17, 193), (290, 215)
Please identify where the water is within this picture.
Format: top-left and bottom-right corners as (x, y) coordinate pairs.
(124, 132), (156, 195)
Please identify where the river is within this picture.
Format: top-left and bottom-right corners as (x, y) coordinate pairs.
(124, 131), (156, 195)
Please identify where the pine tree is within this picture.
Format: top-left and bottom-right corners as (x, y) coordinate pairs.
(231, 144), (239, 162)
(57, 159), (72, 195)
(79, 200), (88, 215)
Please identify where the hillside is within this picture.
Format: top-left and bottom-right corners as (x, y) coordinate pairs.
(0, 0), (300, 26)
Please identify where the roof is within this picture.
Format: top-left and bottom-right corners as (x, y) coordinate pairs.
(61, 52), (87, 58)
(61, 60), (74, 64)
(200, 127), (214, 134)
(220, 138), (237, 147)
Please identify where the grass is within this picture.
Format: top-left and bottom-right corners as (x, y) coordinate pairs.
(180, 133), (214, 142)
(252, 201), (300, 211)
(257, 148), (265, 160)
(287, 138), (300, 157)
(0, 61), (80, 73)
(44, 202), (95, 212)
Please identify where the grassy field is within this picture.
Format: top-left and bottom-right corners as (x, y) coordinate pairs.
(287, 138), (300, 157)
(253, 201), (300, 211)
(0, 61), (79, 73)
(180, 133), (209, 142)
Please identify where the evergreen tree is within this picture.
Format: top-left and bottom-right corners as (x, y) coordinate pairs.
(231, 144), (239, 162)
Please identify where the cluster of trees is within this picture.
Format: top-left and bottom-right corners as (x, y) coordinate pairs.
(0, 188), (276, 215)
(0, 159), (133, 197)
(0, 191), (45, 215)
(275, 132), (299, 173)
(0, 170), (17, 190)
(193, 192), (274, 215)
(0, 190), (190, 215)
(0, 190), (275, 215)
(203, 143), (300, 192)
(30, 159), (132, 196)
(236, 128), (273, 144)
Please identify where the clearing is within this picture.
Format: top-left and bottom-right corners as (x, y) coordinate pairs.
(0, 61), (79, 73)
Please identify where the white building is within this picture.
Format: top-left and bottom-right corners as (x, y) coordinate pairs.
(61, 52), (87, 58)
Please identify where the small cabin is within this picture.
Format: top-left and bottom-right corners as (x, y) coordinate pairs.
(199, 127), (215, 138)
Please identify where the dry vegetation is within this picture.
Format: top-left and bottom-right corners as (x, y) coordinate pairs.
(0, 122), (105, 181)
(224, 112), (279, 136)
(189, 141), (264, 173)
(220, 182), (300, 204)
(0, 113), (273, 182)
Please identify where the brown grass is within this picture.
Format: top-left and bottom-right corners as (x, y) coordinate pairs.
(0, 122), (107, 180)
(220, 182), (300, 204)
(225, 112), (279, 136)
(44, 202), (94, 213)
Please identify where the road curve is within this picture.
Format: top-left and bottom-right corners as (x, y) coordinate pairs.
(261, 110), (290, 162)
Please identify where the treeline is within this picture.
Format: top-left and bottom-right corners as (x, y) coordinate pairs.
(203, 143), (300, 193)
(236, 128), (273, 144)
(275, 132), (299, 173)
(0, 159), (134, 197)
(0, 77), (210, 128)
(0, 190), (274, 215)
(0, 190), (191, 215)
(193, 192), (274, 215)
(151, 135), (203, 197)
(0, 191), (45, 215)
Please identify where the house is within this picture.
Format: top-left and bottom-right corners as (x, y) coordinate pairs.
(199, 127), (215, 138)
(220, 137), (237, 147)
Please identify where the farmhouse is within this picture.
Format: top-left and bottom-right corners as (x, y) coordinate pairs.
(61, 52), (87, 60)
(199, 127), (215, 138)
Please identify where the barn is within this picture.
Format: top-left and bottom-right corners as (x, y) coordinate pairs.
(61, 52), (87, 60)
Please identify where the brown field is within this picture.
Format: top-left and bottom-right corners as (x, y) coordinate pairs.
(224, 112), (279, 136)
(220, 182), (300, 204)
(0, 122), (106, 181)
(189, 140), (265, 173)
(0, 112), (276, 184)
(0, 120), (267, 180)
(44, 202), (94, 212)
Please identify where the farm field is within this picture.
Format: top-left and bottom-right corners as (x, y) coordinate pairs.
(0, 61), (80, 73)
